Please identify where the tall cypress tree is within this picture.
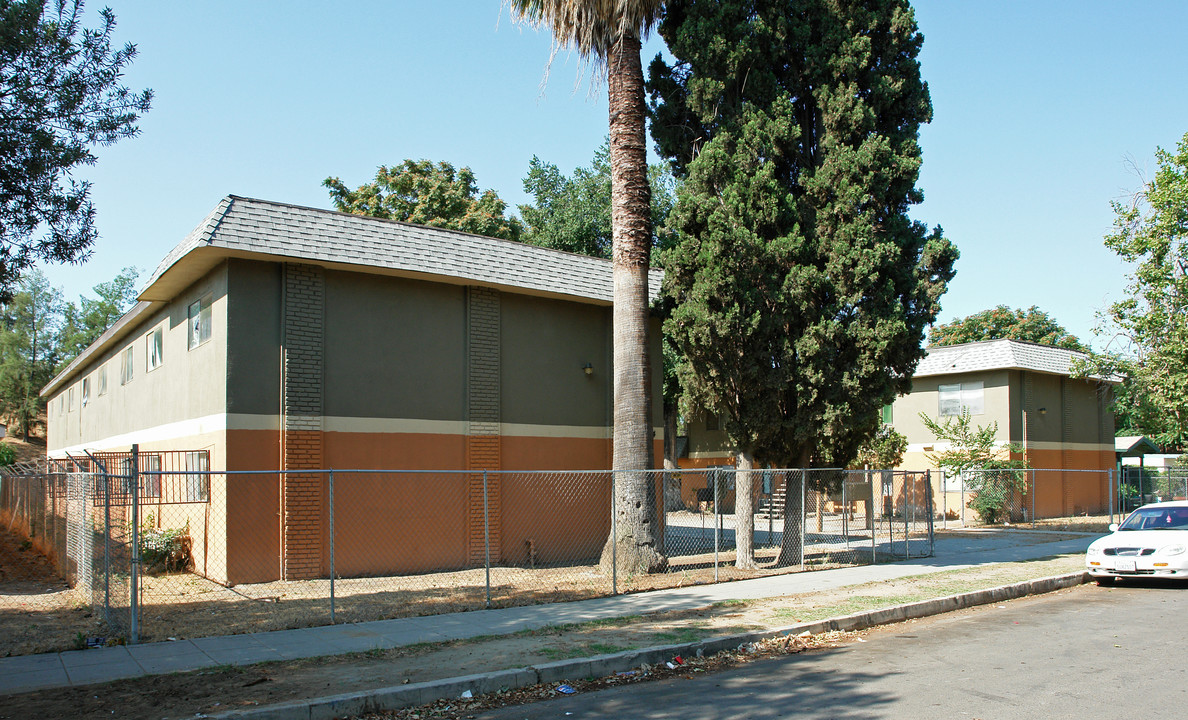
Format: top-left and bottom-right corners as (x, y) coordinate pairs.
(650, 0), (958, 565)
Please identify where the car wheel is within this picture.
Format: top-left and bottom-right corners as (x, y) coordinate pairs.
(1095, 576), (1116, 586)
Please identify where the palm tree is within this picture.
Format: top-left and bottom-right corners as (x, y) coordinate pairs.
(508, 0), (666, 574)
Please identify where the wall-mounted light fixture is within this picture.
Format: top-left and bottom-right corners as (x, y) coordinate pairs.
(583, 362), (593, 376)
(1038, 407), (1047, 415)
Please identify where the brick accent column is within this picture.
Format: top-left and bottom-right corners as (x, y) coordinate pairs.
(281, 263), (325, 580)
(467, 287), (501, 564)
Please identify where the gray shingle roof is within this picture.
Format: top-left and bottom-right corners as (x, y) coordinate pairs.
(915, 339), (1091, 378)
(145, 195), (664, 304)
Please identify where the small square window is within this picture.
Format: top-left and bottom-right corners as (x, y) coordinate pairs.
(121, 346), (134, 385)
(188, 295), (212, 350)
(939, 381), (984, 417)
(147, 327), (163, 371)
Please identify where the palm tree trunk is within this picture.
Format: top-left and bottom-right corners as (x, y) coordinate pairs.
(734, 449), (757, 569)
(600, 32), (665, 575)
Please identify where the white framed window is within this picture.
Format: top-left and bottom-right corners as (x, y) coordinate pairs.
(184, 451), (209, 502)
(67, 386), (74, 412)
(188, 295), (212, 350)
(98, 365), (108, 396)
(143, 454), (161, 498)
(147, 327), (163, 371)
(121, 345), (134, 385)
(938, 381), (985, 416)
(82, 378), (90, 407)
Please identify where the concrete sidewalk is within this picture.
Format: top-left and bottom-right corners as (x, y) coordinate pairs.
(0, 530), (1093, 697)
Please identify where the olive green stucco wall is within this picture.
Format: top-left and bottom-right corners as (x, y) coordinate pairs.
(226, 260), (281, 416)
(892, 370), (1012, 446)
(46, 263), (229, 455)
(500, 293), (610, 429)
(321, 269), (467, 421)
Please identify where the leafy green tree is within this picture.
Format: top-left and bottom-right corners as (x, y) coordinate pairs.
(930, 306), (1086, 351)
(919, 411), (1026, 524)
(0, 0), (152, 300)
(57, 265), (138, 368)
(1090, 131), (1188, 450)
(519, 141), (676, 260)
(652, 0), (957, 566)
(324, 160), (522, 241)
(0, 270), (62, 439)
(854, 425), (908, 470)
(509, 0), (667, 575)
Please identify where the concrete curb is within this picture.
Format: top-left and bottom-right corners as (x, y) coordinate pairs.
(212, 571), (1090, 720)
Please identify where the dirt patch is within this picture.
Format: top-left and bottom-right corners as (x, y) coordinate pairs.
(0, 524), (100, 656)
(0, 554), (1084, 720)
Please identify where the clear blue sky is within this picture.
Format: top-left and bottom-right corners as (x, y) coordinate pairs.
(47, 1), (1188, 349)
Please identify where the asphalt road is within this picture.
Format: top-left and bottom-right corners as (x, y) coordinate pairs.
(475, 581), (1188, 720)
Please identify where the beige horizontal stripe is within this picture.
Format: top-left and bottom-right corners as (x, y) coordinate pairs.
(906, 441), (1113, 453)
(54, 412), (229, 455)
(686, 450), (736, 460)
(52, 414), (655, 455)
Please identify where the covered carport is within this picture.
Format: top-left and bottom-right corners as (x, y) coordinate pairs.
(1116, 435), (1161, 508)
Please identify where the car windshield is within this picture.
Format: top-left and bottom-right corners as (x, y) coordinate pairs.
(1119, 507), (1188, 530)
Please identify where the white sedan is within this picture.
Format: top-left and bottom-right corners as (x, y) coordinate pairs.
(1086, 501), (1188, 585)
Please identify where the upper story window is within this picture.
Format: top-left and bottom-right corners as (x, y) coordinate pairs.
(121, 345), (134, 385)
(82, 378), (90, 407)
(147, 327), (163, 371)
(188, 294), (212, 350)
(881, 404), (894, 424)
(66, 386), (74, 412)
(98, 365), (108, 396)
(938, 381), (985, 416)
(705, 413), (720, 432)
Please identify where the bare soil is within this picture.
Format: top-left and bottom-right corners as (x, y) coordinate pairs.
(0, 554), (1084, 720)
(0, 522), (882, 656)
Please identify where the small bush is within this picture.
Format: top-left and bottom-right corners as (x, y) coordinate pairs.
(0, 443), (16, 467)
(136, 514), (193, 574)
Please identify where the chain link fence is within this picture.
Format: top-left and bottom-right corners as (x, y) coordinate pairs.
(937, 467), (1119, 528)
(1120, 466), (1188, 512)
(1, 458), (937, 654)
(0, 456), (136, 650)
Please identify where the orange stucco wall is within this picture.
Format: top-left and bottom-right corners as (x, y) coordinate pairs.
(212, 428), (660, 583)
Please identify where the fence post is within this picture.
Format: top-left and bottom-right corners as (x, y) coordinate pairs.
(1031, 470), (1036, 526)
(842, 472), (849, 548)
(800, 469), (806, 570)
(713, 469), (720, 583)
(926, 469), (934, 556)
(103, 460), (111, 629)
(940, 469), (947, 530)
(329, 469), (335, 624)
(1108, 468), (1115, 524)
(869, 469), (876, 564)
(130, 444), (140, 645)
(483, 470), (491, 608)
(611, 472), (618, 596)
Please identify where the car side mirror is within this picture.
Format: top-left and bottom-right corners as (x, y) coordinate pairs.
(1109, 523), (1119, 532)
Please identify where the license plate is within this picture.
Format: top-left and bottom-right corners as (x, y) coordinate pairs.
(1116, 558), (1137, 572)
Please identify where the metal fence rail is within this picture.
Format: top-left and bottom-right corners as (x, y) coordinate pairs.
(941, 467), (1118, 527)
(0, 459), (937, 654)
